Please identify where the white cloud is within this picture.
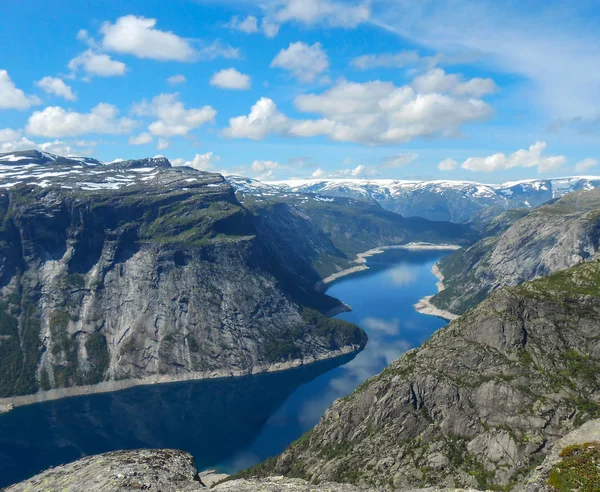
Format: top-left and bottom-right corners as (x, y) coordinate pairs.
(460, 142), (567, 173)
(197, 40), (241, 61)
(227, 15), (259, 33)
(351, 51), (422, 70)
(0, 128), (91, 156)
(36, 76), (77, 101)
(412, 68), (496, 97)
(210, 68), (251, 90)
(167, 74), (187, 85)
(100, 15), (196, 61)
(251, 160), (279, 173)
(172, 152), (217, 171)
(270, 42), (329, 82)
(68, 49), (127, 77)
(222, 97), (289, 140)
(261, 18), (280, 38)
(311, 168), (325, 178)
(0, 70), (40, 110)
(575, 158), (599, 173)
(438, 158), (458, 171)
(133, 93), (216, 138)
(226, 15), (280, 37)
(129, 132), (153, 145)
(157, 138), (170, 150)
(26, 103), (136, 138)
(224, 75), (493, 145)
(383, 153), (418, 168)
(272, 0), (369, 28)
(371, 1), (600, 120)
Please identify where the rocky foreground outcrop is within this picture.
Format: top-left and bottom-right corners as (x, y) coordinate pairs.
(242, 259), (600, 490)
(2, 448), (484, 491)
(430, 188), (600, 315)
(9, 417), (600, 492)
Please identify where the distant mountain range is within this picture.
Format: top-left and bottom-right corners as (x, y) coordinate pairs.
(228, 175), (600, 223)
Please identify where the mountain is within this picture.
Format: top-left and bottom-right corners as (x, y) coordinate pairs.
(228, 175), (600, 224)
(0, 150), (367, 401)
(0, 150), (472, 402)
(430, 188), (600, 315)
(241, 258), (600, 490)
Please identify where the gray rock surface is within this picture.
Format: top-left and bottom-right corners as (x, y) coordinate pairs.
(431, 188), (600, 314)
(246, 260), (600, 490)
(0, 152), (366, 402)
(4, 449), (203, 492)
(4, 448), (489, 491)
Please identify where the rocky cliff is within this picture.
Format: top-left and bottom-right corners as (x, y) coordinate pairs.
(430, 189), (600, 315)
(0, 151), (366, 400)
(242, 259), (600, 490)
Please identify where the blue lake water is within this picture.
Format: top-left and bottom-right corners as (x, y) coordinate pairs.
(0, 249), (449, 488)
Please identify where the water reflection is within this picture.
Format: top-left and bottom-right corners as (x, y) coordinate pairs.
(0, 354), (355, 488)
(0, 249), (450, 487)
(217, 250), (448, 473)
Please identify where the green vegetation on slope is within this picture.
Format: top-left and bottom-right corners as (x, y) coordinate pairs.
(547, 442), (600, 491)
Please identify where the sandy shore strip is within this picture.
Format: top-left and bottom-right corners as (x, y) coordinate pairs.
(319, 242), (462, 289)
(0, 345), (360, 414)
(199, 469), (230, 487)
(413, 263), (459, 321)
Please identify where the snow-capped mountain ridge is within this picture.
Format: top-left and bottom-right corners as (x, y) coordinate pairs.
(228, 175), (600, 223)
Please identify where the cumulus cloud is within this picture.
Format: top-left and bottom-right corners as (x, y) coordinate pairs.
(222, 97), (289, 140)
(128, 132), (153, 145)
(270, 42), (329, 82)
(157, 138), (170, 150)
(68, 49), (127, 77)
(0, 70), (41, 110)
(575, 158), (599, 173)
(251, 159), (279, 174)
(171, 152), (217, 171)
(36, 76), (77, 101)
(167, 74), (187, 85)
(438, 158), (459, 171)
(133, 93), (216, 138)
(311, 168), (325, 178)
(227, 15), (259, 33)
(412, 68), (496, 97)
(0, 128), (92, 156)
(383, 153), (418, 168)
(26, 103), (137, 138)
(223, 74), (493, 145)
(210, 68), (251, 90)
(460, 142), (567, 173)
(100, 15), (196, 61)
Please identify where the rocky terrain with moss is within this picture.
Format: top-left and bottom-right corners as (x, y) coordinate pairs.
(430, 189), (600, 315)
(236, 259), (600, 490)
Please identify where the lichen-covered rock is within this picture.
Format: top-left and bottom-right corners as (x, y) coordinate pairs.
(245, 260), (600, 490)
(4, 449), (203, 491)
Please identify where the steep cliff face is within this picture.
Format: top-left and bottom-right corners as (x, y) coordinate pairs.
(248, 260), (600, 490)
(431, 189), (600, 315)
(0, 154), (366, 399)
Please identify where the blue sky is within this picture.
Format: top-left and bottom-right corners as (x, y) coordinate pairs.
(0, 0), (599, 182)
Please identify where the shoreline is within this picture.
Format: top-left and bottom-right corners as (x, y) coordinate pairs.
(413, 264), (459, 321)
(317, 242), (462, 290)
(0, 344), (360, 414)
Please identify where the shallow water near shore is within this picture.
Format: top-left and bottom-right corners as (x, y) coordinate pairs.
(0, 249), (449, 488)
